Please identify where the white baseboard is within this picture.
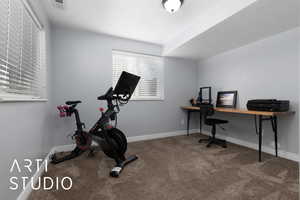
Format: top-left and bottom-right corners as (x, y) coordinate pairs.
(17, 148), (54, 200)
(52, 144), (76, 153)
(127, 129), (299, 162)
(200, 130), (299, 162)
(16, 144), (79, 200)
(17, 128), (298, 200)
(127, 129), (198, 143)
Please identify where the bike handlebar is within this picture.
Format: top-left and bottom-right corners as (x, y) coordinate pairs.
(97, 87), (114, 100)
(97, 95), (107, 100)
(97, 87), (130, 102)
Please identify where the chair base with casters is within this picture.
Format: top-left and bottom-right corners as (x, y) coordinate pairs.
(199, 118), (228, 148)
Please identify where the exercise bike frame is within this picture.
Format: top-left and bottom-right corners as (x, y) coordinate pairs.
(52, 87), (138, 177)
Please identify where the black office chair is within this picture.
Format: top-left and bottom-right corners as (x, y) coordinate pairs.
(198, 104), (228, 148)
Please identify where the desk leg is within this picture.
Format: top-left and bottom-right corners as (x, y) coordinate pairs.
(258, 115), (263, 162)
(200, 112), (202, 134)
(187, 111), (190, 136)
(272, 116), (278, 157)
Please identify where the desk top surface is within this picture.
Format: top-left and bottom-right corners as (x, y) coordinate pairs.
(181, 106), (295, 116)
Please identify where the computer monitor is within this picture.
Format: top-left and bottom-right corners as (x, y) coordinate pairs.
(216, 91), (238, 108)
(114, 71), (140, 98)
(197, 87), (212, 104)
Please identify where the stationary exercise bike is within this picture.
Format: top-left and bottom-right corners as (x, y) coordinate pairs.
(51, 71), (140, 177)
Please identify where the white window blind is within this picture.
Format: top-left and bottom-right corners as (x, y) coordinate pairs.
(112, 50), (164, 100)
(0, 0), (44, 99)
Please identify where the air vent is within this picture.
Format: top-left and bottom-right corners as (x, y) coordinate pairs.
(52, 0), (65, 9)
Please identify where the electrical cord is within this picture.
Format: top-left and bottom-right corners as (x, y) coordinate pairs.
(114, 114), (118, 128)
(112, 92), (131, 127)
(114, 99), (119, 127)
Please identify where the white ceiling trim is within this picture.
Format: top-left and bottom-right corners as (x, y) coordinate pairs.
(164, 0), (300, 60)
(162, 0), (258, 56)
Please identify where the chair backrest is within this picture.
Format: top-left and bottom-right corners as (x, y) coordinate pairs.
(199, 103), (214, 118)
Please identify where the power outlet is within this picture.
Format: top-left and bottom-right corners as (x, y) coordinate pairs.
(180, 119), (185, 125)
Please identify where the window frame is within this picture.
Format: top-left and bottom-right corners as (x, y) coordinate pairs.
(112, 50), (165, 101)
(0, 0), (47, 102)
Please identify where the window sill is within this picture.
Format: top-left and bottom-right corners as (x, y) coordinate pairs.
(0, 98), (48, 103)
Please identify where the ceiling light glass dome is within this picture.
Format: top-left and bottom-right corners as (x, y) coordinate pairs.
(162, 0), (184, 13)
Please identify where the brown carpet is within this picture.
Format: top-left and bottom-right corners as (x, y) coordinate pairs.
(29, 134), (299, 200)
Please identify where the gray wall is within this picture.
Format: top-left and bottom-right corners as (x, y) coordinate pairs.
(50, 25), (198, 146)
(198, 27), (300, 155)
(0, 1), (53, 199)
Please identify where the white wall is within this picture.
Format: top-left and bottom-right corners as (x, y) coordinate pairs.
(0, 1), (53, 199)
(198, 27), (300, 155)
(49, 25), (199, 147)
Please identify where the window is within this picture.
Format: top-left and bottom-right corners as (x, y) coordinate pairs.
(0, 0), (45, 101)
(112, 50), (164, 100)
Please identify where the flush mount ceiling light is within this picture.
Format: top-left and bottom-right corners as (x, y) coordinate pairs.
(162, 0), (184, 13)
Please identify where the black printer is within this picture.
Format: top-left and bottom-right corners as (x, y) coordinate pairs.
(247, 99), (290, 112)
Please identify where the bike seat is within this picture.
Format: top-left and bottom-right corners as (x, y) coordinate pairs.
(66, 101), (82, 105)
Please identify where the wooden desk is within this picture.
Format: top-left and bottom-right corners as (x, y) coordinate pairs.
(181, 106), (295, 162)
